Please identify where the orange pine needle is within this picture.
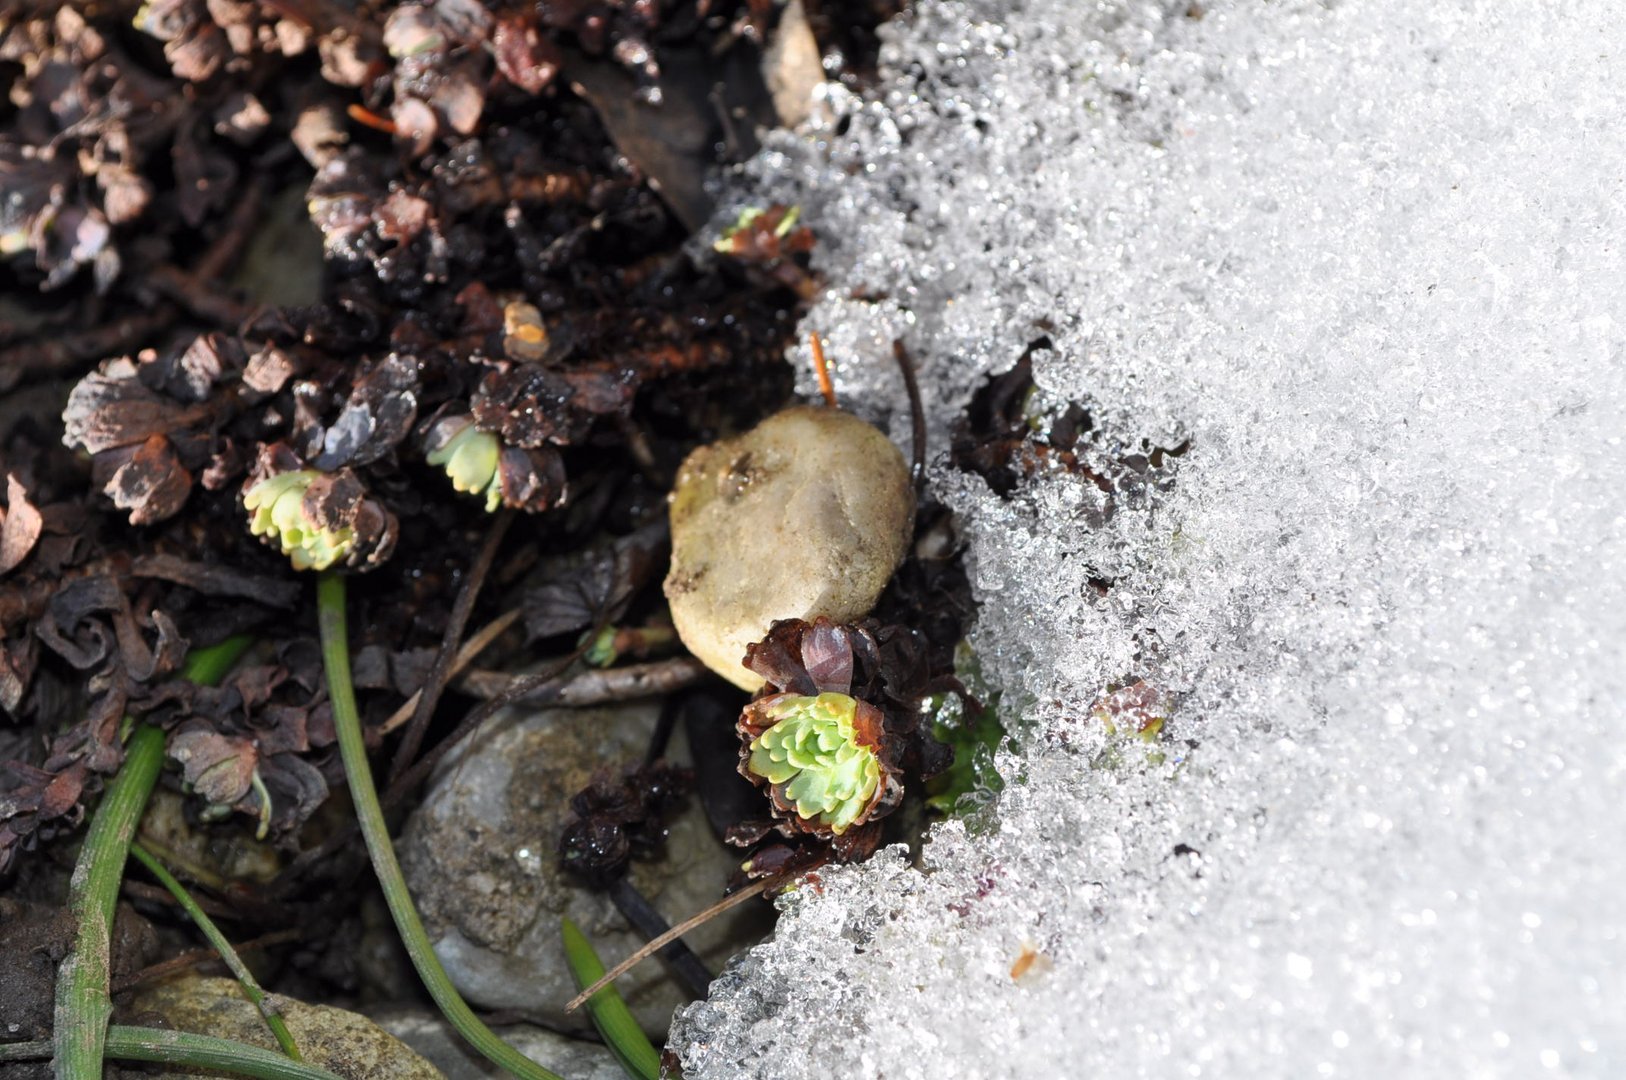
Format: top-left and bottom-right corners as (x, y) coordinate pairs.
(809, 332), (837, 408)
(347, 103), (398, 135)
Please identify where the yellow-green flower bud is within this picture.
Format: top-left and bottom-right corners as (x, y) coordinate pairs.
(746, 692), (882, 834)
(244, 470), (354, 571)
(427, 421), (502, 512)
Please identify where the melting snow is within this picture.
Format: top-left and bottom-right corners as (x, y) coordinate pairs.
(673, 1), (1626, 1076)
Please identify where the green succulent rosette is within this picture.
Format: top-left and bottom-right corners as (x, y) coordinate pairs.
(742, 691), (893, 835)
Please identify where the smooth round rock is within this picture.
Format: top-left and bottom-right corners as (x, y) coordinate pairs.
(664, 405), (915, 691)
(131, 975), (439, 1080)
(398, 700), (771, 1036)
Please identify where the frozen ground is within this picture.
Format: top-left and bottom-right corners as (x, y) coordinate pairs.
(672, 1), (1626, 1077)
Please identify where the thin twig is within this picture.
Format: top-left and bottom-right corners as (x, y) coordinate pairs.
(810, 331), (838, 407)
(893, 339), (928, 491)
(0, 309), (177, 393)
(148, 266), (253, 328)
(146, 176), (269, 328)
(389, 509), (514, 783)
(132, 832), (230, 892)
(379, 651), (597, 806)
(377, 608), (522, 736)
(346, 103), (398, 135)
(456, 656), (708, 707)
(643, 694), (680, 766)
(565, 876), (777, 1013)
(122, 879), (239, 920)
(608, 877), (713, 999)
(197, 176), (272, 283)
(276, 621), (588, 893)
(113, 929), (302, 994)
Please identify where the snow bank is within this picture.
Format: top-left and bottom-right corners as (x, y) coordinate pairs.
(673, 2), (1626, 1076)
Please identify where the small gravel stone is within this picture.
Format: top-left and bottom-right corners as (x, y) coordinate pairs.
(398, 700), (771, 1035)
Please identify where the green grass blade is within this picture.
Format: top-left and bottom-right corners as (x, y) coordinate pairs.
(129, 841), (303, 1060)
(561, 917), (662, 1080)
(53, 633), (255, 1079)
(54, 724), (167, 1079)
(182, 635), (255, 686)
(315, 569), (565, 1080)
(4, 1026), (344, 1080)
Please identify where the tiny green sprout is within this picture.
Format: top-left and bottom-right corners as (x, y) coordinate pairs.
(427, 421), (502, 512)
(244, 471), (353, 571)
(713, 205), (801, 253)
(747, 692), (881, 834)
(582, 625), (620, 668)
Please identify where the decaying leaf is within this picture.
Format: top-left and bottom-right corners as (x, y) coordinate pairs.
(0, 474), (43, 576)
(523, 521), (667, 641)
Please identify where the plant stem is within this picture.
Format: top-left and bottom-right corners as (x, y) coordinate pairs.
(54, 725), (167, 1080)
(129, 841), (303, 1060)
(457, 656), (707, 706)
(276, 614), (575, 895)
(315, 570), (565, 1080)
(560, 917), (662, 1080)
(377, 608), (520, 735)
(53, 634), (253, 1080)
(114, 929), (302, 995)
(389, 508), (512, 783)
(182, 634), (255, 686)
(3, 1027), (343, 1080)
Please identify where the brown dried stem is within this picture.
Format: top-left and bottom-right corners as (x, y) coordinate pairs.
(0, 310), (178, 394)
(564, 876), (779, 1014)
(894, 338), (928, 490)
(454, 656), (708, 708)
(112, 929), (303, 995)
(377, 608), (522, 736)
(389, 509), (513, 783)
(810, 331), (837, 408)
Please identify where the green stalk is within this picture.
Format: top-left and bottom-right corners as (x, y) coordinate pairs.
(315, 570), (564, 1080)
(4, 1026), (343, 1080)
(129, 841), (303, 1060)
(54, 725), (167, 1080)
(53, 635), (254, 1080)
(182, 635), (255, 686)
(561, 917), (662, 1080)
